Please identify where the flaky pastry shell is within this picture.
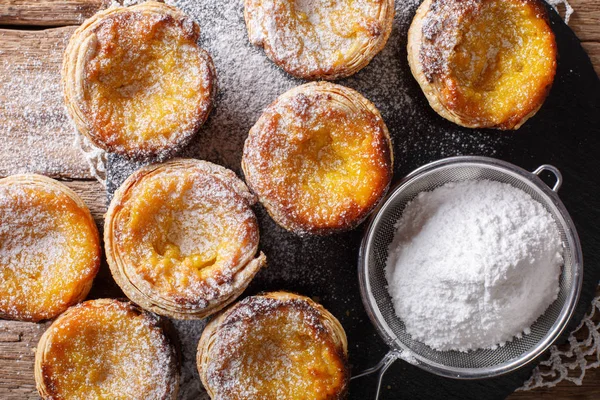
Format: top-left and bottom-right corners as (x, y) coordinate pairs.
(0, 174), (100, 322)
(35, 299), (179, 400)
(244, 0), (395, 80)
(62, 1), (216, 159)
(105, 159), (266, 319)
(242, 81), (393, 235)
(407, 0), (557, 130)
(197, 291), (349, 400)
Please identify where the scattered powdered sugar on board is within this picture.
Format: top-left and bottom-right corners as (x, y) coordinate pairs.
(0, 53), (80, 178)
(172, 319), (208, 400)
(385, 180), (564, 352)
(0, 30), (107, 181)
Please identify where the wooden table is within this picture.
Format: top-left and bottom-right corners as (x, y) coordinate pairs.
(0, 1), (598, 398)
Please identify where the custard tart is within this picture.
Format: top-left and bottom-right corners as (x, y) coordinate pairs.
(63, 1), (216, 159)
(35, 299), (179, 400)
(407, 0), (557, 130)
(242, 82), (393, 235)
(244, 0), (394, 80)
(197, 291), (349, 400)
(0, 174), (100, 322)
(105, 159), (266, 319)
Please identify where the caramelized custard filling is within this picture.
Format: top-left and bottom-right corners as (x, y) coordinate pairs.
(442, 0), (555, 125)
(41, 302), (173, 398)
(252, 90), (391, 231)
(85, 12), (208, 149)
(209, 304), (346, 399)
(0, 184), (98, 320)
(115, 169), (256, 301)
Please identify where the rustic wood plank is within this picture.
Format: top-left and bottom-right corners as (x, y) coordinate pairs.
(569, 0), (600, 43)
(0, 27), (96, 180)
(0, 0), (597, 45)
(582, 42), (600, 77)
(510, 379), (600, 399)
(0, 321), (48, 400)
(60, 179), (107, 225)
(0, 0), (109, 27)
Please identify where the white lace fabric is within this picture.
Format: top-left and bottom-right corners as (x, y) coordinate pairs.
(520, 292), (600, 390)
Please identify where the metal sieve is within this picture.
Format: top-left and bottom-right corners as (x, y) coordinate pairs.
(355, 156), (583, 398)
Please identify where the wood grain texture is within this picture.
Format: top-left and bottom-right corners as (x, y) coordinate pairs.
(582, 42), (600, 76)
(0, 321), (48, 400)
(0, 0), (598, 398)
(0, 27), (95, 180)
(569, 1), (600, 43)
(60, 179), (107, 225)
(0, 0), (109, 26)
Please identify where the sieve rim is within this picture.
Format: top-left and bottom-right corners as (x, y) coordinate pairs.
(358, 156), (584, 379)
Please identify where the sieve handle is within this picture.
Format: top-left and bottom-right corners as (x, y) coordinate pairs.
(351, 350), (399, 400)
(532, 164), (563, 192)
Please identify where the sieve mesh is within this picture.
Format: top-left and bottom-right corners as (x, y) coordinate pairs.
(359, 157), (582, 378)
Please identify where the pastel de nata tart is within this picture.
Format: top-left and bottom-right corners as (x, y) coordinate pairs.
(35, 299), (179, 400)
(0, 174), (100, 322)
(63, 1), (216, 159)
(197, 291), (349, 400)
(407, 0), (557, 130)
(242, 82), (393, 235)
(105, 159), (266, 319)
(244, 0), (394, 80)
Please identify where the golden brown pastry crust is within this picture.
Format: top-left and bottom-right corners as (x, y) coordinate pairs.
(105, 159), (266, 319)
(244, 0), (395, 80)
(242, 81), (393, 235)
(0, 174), (100, 322)
(35, 299), (179, 400)
(63, 1), (216, 159)
(407, 0), (557, 130)
(197, 291), (349, 400)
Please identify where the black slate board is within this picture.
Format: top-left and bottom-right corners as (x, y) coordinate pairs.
(105, 2), (600, 399)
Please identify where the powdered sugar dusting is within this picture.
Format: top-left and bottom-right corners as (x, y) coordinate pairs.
(172, 319), (208, 399)
(109, 0), (505, 185)
(73, 129), (107, 185)
(0, 34), (92, 179)
(106, 0), (507, 395)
